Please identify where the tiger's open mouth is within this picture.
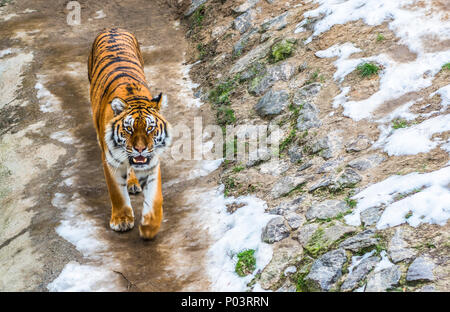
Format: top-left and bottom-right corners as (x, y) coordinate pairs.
(129, 155), (150, 165)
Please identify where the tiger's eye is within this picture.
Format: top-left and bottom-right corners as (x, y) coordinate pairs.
(126, 126), (132, 132)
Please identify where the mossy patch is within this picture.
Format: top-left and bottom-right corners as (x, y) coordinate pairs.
(304, 228), (328, 257)
(269, 39), (296, 63)
(190, 4), (206, 30)
(392, 118), (409, 129)
(442, 63), (450, 71)
(376, 33), (385, 42)
(356, 62), (380, 77)
(235, 249), (256, 277)
(209, 76), (240, 106)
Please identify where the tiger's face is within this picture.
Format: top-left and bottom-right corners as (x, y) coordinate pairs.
(105, 97), (171, 170)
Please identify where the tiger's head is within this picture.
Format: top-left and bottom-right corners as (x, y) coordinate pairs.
(105, 95), (172, 170)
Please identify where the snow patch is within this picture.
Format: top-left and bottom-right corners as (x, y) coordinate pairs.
(374, 114), (450, 156)
(185, 186), (273, 291)
(345, 166), (450, 229)
(47, 261), (122, 292)
(309, 0), (450, 121)
(35, 75), (61, 113)
(49, 191), (123, 291)
(94, 10), (106, 19)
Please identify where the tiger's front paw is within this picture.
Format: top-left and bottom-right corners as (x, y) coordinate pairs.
(110, 207), (134, 232)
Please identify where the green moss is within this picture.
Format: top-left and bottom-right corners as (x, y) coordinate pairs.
(376, 33), (385, 42)
(216, 106), (236, 126)
(224, 176), (237, 197)
(209, 75), (240, 106)
(356, 62), (380, 77)
(392, 118), (409, 129)
(279, 129), (297, 152)
(190, 4), (205, 29)
(269, 39), (296, 63)
(442, 63), (450, 70)
(344, 197), (357, 209)
(197, 43), (206, 59)
(304, 228), (328, 257)
(235, 249), (256, 277)
(232, 165), (245, 173)
(305, 69), (320, 85)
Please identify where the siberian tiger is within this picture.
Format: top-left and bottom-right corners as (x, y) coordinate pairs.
(88, 28), (171, 239)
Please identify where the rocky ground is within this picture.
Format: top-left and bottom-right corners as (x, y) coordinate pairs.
(0, 0), (448, 292)
(181, 0), (450, 292)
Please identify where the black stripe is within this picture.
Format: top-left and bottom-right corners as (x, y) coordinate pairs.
(100, 72), (146, 101)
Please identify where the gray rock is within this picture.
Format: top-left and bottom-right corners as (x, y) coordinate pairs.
(293, 84), (322, 132)
(261, 217), (290, 243)
(388, 228), (417, 263)
(323, 223), (356, 243)
(365, 265), (401, 292)
(232, 28), (259, 57)
(230, 40), (272, 74)
(239, 62), (265, 82)
(260, 239), (302, 288)
(347, 154), (386, 171)
(285, 212), (306, 230)
(308, 137), (329, 155)
(360, 206), (383, 226)
(296, 102), (322, 132)
(295, 223), (319, 246)
(261, 12), (289, 31)
(417, 285), (435, 292)
(184, 0), (208, 16)
(232, 0), (260, 13)
(346, 135), (371, 153)
(298, 160), (313, 172)
(317, 157), (344, 174)
(341, 255), (380, 291)
(288, 145), (303, 163)
(305, 249), (347, 291)
(339, 230), (378, 252)
(254, 90), (290, 117)
(249, 62), (296, 95)
(233, 11), (254, 34)
(329, 168), (362, 192)
(246, 147), (272, 167)
(406, 256), (435, 282)
(293, 83), (322, 106)
(211, 24), (231, 39)
(305, 200), (349, 220)
(259, 160), (290, 176)
(271, 175), (306, 198)
(308, 175), (333, 192)
(268, 196), (304, 215)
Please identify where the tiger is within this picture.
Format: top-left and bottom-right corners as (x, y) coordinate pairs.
(88, 28), (172, 239)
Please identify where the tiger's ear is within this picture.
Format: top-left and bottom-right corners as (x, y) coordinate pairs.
(111, 98), (126, 116)
(151, 92), (166, 110)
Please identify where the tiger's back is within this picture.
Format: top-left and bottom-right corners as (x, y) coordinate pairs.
(88, 28), (154, 138)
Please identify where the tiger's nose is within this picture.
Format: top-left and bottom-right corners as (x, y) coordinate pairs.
(134, 146), (145, 153)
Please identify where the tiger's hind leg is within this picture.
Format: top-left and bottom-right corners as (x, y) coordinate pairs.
(127, 167), (142, 195)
